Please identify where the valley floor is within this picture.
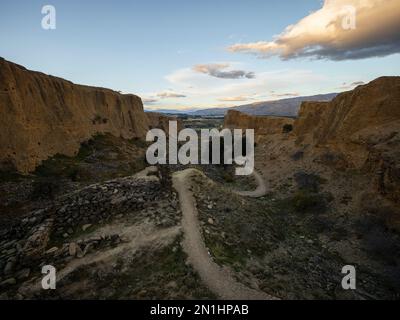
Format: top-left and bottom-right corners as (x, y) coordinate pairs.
(0, 131), (399, 300)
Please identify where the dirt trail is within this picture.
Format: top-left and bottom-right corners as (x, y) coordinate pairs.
(233, 169), (268, 198)
(18, 222), (180, 297)
(173, 169), (275, 300)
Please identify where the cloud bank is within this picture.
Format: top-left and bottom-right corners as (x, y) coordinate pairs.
(193, 63), (255, 79)
(142, 97), (158, 104)
(338, 81), (365, 90)
(218, 95), (256, 102)
(165, 66), (329, 107)
(228, 0), (400, 61)
(156, 91), (186, 98)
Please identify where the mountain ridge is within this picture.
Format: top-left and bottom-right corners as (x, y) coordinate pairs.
(190, 93), (338, 117)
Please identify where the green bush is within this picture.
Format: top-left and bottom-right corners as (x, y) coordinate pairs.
(291, 190), (326, 213)
(283, 124), (293, 133)
(222, 171), (234, 183)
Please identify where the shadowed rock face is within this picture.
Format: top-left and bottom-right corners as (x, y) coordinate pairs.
(294, 77), (400, 167)
(293, 78), (400, 201)
(0, 58), (150, 173)
(223, 77), (400, 226)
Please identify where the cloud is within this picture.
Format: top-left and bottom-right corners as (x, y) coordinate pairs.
(142, 91), (186, 106)
(218, 95), (256, 102)
(142, 97), (158, 104)
(228, 0), (400, 61)
(338, 81), (365, 90)
(193, 63), (255, 79)
(165, 66), (329, 108)
(156, 91), (186, 98)
(270, 92), (300, 98)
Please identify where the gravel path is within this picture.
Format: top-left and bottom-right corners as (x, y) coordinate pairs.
(233, 169), (268, 198)
(173, 169), (276, 300)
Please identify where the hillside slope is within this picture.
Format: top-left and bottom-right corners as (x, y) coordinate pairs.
(191, 93), (337, 117)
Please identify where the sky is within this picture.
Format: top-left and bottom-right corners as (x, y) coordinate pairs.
(1, 0), (400, 110)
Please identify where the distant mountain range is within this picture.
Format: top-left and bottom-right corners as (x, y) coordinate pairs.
(145, 108), (199, 115)
(145, 93), (338, 117)
(190, 93), (338, 117)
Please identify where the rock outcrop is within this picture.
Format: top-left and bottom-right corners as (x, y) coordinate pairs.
(223, 78), (400, 224)
(224, 110), (294, 138)
(294, 77), (400, 219)
(294, 77), (400, 169)
(146, 112), (184, 132)
(0, 58), (150, 173)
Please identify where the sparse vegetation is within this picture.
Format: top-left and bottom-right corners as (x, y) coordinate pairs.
(283, 123), (293, 133)
(291, 190), (327, 213)
(30, 178), (60, 200)
(33, 134), (147, 183)
(92, 114), (108, 125)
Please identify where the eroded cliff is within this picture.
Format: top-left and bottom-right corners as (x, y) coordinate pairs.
(294, 77), (400, 169)
(223, 77), (400, 227)
(294, 78), (400, 203)
(224, 110), (295, 138)
(0, 58), (150, 173)
(146, 112), (184, 132)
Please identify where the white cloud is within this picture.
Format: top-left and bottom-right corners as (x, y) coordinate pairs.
(270, 92), (300, 98)
(337, 81), (365, 90)
(165, 66), (327, 107)
(142, 97), (158, 104)
(228, 0), (400, 60)
(193, 63), (255, 79)
(156, 91), (186, 98)
(218, 95), (257, 102)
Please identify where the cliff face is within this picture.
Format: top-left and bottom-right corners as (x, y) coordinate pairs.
(146, 112), (184, 132)
(223, 78), (400, 213)
(294, 77), (400, 166)
(224, 110), (294, 137)
(294, 77), (400, 205)
(0, 58), (150, 173)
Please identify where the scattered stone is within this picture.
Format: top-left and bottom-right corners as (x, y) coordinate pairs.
(207, 218), (214, 225)
(21, 219), (53, 260)
(45, 247), (58, 254)
(14, 293), (24, 300)
(15, 268), (30, 280)
(69, 243), (77, 257)
(76, 245), (84, 258)
(0, 278), (16, 287)
(83, 243), (93, 256)
(82, 224), (92, 231)
(166, 281), (177, 289)
(4, 259), (15, 275)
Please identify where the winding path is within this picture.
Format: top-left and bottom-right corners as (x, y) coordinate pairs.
(233, 169), (268, 198)
(173, 169), (275, 300)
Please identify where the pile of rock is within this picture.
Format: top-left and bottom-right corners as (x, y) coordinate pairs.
(0, 174), (171, 291)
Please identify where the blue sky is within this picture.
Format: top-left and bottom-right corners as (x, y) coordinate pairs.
(1, 0), (399, 110)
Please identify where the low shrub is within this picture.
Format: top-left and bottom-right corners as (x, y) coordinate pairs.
(283, 124), (293, 133)
(291, 190), (326, 213)
(30, 178), (60, 200)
